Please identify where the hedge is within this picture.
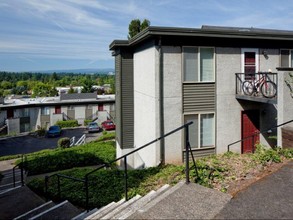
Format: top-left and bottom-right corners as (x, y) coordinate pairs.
(55, 120), (79, 128)
(20, 141), (116, 175)
(84, 119), (92, 126)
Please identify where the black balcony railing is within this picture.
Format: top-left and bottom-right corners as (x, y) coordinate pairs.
(235, 72), (277, 104)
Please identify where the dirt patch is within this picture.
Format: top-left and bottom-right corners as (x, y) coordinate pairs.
(222, 159), (291, 197)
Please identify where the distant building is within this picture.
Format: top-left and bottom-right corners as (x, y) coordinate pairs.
(0, 92), (115, 135)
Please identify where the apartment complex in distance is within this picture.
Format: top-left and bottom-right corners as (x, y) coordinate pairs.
(0, 92), (115, 135)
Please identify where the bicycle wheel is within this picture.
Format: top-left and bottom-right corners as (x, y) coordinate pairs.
(242, 81), (254, 96)
(260, 81), (277, 98)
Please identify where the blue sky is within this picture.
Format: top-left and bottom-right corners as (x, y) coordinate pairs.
(1, 0), (293, 72)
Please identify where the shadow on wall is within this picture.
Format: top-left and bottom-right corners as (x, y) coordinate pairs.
(285, 72), (293, 98)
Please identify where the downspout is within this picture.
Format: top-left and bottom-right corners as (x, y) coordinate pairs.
(158, 37), (165, 165)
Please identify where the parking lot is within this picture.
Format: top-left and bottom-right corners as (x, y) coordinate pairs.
(0, 128), (102, 157)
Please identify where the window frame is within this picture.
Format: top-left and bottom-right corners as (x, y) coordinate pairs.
(184, 112), (215, 149)
(41, 107), (50, 115)
(182, 46), (215, 83)
(241, 48), (259, 73)
(280, 49), (293, 67)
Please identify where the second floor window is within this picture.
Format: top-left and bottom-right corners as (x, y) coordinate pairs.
(280, 49), (293, 67)
(183, 47), (215, 82)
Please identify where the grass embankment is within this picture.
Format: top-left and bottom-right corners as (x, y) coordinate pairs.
(27, 144), (293, 209)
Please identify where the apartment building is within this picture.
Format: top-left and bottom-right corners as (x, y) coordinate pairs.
(110, 25), (293, 168)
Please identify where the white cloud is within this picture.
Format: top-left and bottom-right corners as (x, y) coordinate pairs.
(1, 0), (293, 71)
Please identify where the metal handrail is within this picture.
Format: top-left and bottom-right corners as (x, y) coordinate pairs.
(227, 119), (293, 152)
(44, 122), (193, 211)
(45, 173), (85, 202)
(75, 134), (86, 146)
(70, 136), (75, 146)
(13, 154), (26, 187)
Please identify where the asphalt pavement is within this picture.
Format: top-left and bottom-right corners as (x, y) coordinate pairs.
(0, 128), (101, 157)
(214, 160), (293, 219)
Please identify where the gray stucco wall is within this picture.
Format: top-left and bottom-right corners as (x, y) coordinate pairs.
(216, 47), (242, 153)
(277, 70), (293, 147)
(216, 47), (280, 153)
(133, 43), (160, 168)
(162, 46), (183, 164)
(7, 118), (20, 135)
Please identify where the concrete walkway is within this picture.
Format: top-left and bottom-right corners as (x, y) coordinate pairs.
(131, 181), (232, 219)
(0, 159), (17, 172)
(215, 161), (293, 219)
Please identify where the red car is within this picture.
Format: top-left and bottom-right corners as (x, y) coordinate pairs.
(101, 120), (116, 130)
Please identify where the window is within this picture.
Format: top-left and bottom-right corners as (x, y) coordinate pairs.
(241, 48), (259, 80)
(185, 113), (215, 149)
(280, 49), (293, 67)
(183, 47), (214, 82)
(19, 108), (29, 117)
(41, 107), (50, 115)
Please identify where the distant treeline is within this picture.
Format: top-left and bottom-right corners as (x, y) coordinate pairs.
(0, 71), (115, 97)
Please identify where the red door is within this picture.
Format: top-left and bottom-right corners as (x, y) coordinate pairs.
(98, 104), (104, 111)
(55, 106), (61, 114)
(242, 110), (260, 153)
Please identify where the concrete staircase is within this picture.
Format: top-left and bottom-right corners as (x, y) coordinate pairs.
(76, 181), (232, 220)
(0, 186), (82, 219)
(0, 162), (232, 220)
(0, 167), (23, 193)
(0, 161), (83, 220)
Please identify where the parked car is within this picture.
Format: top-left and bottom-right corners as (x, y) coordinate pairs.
(46, 125), (62, 137)
(101, 120), (116, 131)
(87, 122), (101, 133)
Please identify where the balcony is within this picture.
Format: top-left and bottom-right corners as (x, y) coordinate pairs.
(235, 72), (277, 104)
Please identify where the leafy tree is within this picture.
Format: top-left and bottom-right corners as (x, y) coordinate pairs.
(128, 18), (150, 39)
(1, 81), (12, 89)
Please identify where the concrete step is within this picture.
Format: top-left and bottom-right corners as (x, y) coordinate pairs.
(71, 208), (98, 220)
(30, 200), (82, 220)
(116, 184), (171, 219)
(0, 185), (22, 196)
(101, 195), (142, 220)
(0, 186), (47, 219)
(129, 181), (232, 219)
(85, 198), (125, 220)
(13, 201), (55, 220)
(129, 181), (185, 219)
(0, 181), (22, 192)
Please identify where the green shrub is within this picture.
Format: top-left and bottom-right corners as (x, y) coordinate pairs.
(58, 137), (71, 149)
(253, 144), (282, 164)
(84, 119), (92, 126)
(56, 120), (79, 128)
(22, 141), (116, 175)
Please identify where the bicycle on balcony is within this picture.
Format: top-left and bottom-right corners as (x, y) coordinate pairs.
(242, 72), (277, 98)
